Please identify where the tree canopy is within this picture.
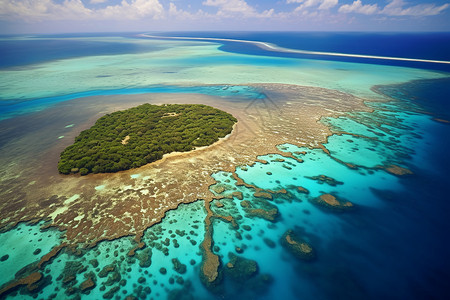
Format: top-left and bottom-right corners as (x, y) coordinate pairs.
(58, 103), (237, 175)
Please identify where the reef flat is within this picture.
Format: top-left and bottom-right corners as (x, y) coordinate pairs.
(0, 83), (418, 299)
(0, 84), (370, 245)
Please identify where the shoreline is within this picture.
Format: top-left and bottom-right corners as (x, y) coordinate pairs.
(157, 123), (237, 163)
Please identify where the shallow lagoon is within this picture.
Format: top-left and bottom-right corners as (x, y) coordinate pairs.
(0, 35), (445, 101)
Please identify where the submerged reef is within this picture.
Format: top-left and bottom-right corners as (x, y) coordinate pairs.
(306, 175), (344, 186)
(224, 253), (258, 281)
(0, 82), (427, 299)
(200, 201), (222, 291)
(280, 230), (315, 261)
(0, 272), (42, 296)
(0, 84), (370, 248)
(242, 199), (279, 222)
(310, 193), (354, 211)
(384, 164), (413, 176)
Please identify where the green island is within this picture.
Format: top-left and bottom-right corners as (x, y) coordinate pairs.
(58, 103), (237, 175)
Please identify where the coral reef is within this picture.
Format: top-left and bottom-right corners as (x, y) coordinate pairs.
(240, 198), (280, 222)
(280, 229), (315, 261)
(297, 186), (310, 194)
(253, 191), (273, 200)
(0, 272), (43, 297)
(136, 248), (152, 268)
(247, 208), (278, 222)
(224, 253), (258, 282)
(310, 193), (354, 211)
(172, 258), (187, 274)
(384, 164), (413, 176)
(80, 278), (95, 294)
(306, 175), (344, 186)
(200, 201), (222, 291)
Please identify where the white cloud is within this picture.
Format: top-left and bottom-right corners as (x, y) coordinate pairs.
(381, 0), (449, 16)
(338, 0), (378, 15)
(338, 0), (449, 17)
(0, 0), (92, 20)
(100, 0), (163, 20)
(168, 2), (203, 20)
(0, 0), (164, 21)
(319, 0), (339, 10)
(203, 0), (274, 17)
(0, 0), (448, 30)
(287, 0), (338, 11)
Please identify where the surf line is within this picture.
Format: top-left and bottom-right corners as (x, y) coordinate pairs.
(140, 34), (450, 65)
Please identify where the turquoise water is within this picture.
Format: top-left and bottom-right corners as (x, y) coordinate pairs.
(0, 35), (445, 102)
(1, 202), (209, 299)
(2, 95), (446, 299)
(0, 85), (264, 121)
(0, 222), (62, 288)
(1, 34), (450, 299)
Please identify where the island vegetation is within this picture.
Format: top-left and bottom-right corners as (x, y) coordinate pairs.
(58, 103), (237, 175)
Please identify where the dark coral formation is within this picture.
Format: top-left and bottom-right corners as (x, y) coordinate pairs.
(61, 261), (87, 287)
(103, 286), (120, 299)
(247, 208), (278, 222)
(310, 193), (354, 211)
(172, 258), (187, 274)
(232, 191), (244, 200)
(80, 278), (95, 294)
(104, 270), (121, 286)
(280, 229), (315, 261)
(98, 264), (116, 278)
(211, 185), (226, 194)
(253, 191), (273, 200)
(384, 164), (413, 176)
(136, 248), (152, 268)
(263, 238), (276, 248)
(37, 244), (67, 268)
(127, 242), (145, 257)
(0, 254), (9, 262)
(221, 252), (274, 298)
(306, 175), (344, 186)
(0, 272), (43, 298)
(241, 199), (279, 222)
(297, 186), (310, 194)
(224, 253), (258, 282)
(199, 201), (223, 291)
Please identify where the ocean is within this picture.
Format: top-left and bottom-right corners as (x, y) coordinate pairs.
(0, 32), (449, 299)
(152, 32), (450, 71)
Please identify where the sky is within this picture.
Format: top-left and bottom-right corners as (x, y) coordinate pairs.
(0, 0), (449, 34)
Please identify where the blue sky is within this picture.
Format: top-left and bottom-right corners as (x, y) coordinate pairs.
(0, 0), (449, 33)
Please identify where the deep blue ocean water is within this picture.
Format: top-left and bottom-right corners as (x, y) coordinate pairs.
(153, 32), (450, 72)
(0, 33), (162, 69)
(0, 32), (449, 299)
(2, 32), (450, 71)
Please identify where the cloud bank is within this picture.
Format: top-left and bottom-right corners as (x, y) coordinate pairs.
(0, 0), (448, 32)
(339, 0), (449, 16)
